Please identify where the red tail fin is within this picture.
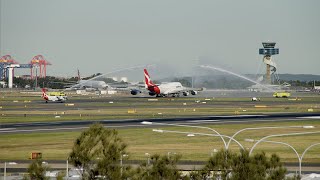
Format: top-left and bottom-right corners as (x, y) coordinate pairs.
(144, 69), (161, 94)
(144, 69), (155, 88)
(41, 88), (48, 100)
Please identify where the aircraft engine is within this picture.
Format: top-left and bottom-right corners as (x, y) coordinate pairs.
(81, 86), (87, 90)
(130, 89), (141, 95)
(149, 91), (156, 96)
(183, 92), (189, 96)
(191, 90), (198, 95)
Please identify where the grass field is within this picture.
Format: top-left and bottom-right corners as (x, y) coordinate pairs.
(0, 91), (320, 163)
(1, 92), (319, 123)
(1, 121), (320, 163)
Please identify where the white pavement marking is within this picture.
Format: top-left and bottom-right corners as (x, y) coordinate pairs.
(0, 128), (16, 131)
(0, 125), (146, 133)
(189, 118), (302, 124)
(298, 116), (320, 119)
(207, 115), (267, 118)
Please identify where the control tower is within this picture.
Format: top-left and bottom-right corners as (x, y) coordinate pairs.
(259, 42), (279, 84)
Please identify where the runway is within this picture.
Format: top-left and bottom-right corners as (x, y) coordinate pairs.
(1, 90), (320, 134)
(1, 112), (320, 134)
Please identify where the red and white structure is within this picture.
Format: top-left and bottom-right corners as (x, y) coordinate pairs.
(30, 55), (52, 79)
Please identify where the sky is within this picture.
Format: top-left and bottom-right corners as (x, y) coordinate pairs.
(0, 0), (319, 80)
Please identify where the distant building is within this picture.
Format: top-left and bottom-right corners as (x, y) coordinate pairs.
(120, 77), (128, 82)
(0, 81), (6, 88)
(314, 81), (320, 90)
(20, 75), (32, 79)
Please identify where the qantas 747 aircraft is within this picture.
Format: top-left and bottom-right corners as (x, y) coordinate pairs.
(131, 69), (201, 97)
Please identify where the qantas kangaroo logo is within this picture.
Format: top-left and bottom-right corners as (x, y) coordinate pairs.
(144, 69), (160, 94)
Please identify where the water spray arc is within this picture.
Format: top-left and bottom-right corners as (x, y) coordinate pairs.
(70, 64), (154, 89)
(199, 65), (275, 92)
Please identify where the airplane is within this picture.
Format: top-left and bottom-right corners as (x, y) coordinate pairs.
(65, 69), (109, 90)
(131, 68), (201, 97)
(70, 79), (109, 90)
(42, 88), (68, 103)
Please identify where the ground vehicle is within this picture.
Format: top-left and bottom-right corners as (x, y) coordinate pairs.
(273, 92), (290, 98)
(48, 91), (66, 96)
(42, 88), (68, 103)
(251, 97), (260, 101)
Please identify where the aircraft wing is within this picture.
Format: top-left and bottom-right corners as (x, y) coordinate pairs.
(164, 87), (204, 95)
(56, 96), (67, 101)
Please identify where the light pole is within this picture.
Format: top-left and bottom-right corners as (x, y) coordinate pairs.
(35, 65), (38, 89)
(142, 121), (227, 149)
(120, 153), (128, 176)
(145, 153), (150, 165)
(226, 125), (315, 149)
(66, 158), (69, 178)
(246, 139), (320, 176)
(211, 149), (218, 157)
(4, 162), (17, 180)
(152, 129), (245, 150)
(167, 152), (176, 158)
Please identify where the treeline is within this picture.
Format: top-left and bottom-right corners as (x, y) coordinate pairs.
(4, 75), (320, 90)
(24, 124), (299, 180)
(5, 74), (117, 89)
(11, 76), (78, 89)
(279, 80), (320, 88)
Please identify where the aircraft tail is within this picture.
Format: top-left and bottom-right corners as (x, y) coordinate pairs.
(41, 88), (49, 100)
(144, 69), (156, 88)
(77, 69), (81, 83)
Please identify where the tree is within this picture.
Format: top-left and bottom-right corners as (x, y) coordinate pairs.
(132, 153), (182, 180)
(69, 123), (127, 180)
(202, 150), (287, 180)
(203, 149), (235, 180)
(25, 158), (50, 180)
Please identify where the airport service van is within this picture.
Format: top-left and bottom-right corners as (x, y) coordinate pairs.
(273, 92), (291, 98)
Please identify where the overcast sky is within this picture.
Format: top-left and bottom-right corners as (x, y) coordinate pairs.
(0, 0), (319, 80)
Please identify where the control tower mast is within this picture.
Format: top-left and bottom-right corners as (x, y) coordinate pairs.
(259, 42), (279, 84)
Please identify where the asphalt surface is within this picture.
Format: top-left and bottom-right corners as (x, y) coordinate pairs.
(1, 113), (320, 134)
(1, 90), (320, 133)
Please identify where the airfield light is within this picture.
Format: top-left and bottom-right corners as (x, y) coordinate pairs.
(122, 154), (129, 158)
(244, 138), (255, 142)
(302, 126), (315, 129)
(152, 129), (164, 133)
(141, 121), (153, 125)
